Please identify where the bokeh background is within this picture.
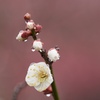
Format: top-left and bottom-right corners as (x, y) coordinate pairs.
(0, 0), (100, 100)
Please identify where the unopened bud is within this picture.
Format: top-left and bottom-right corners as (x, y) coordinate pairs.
(55, 45), (60, 51)
(32, 40), (43, 51)
(26, 21), (35, 30)
(43, 86), (52, 95)
(16, 30), (27, 41)
(35, 24), (42, 33)
(48, 48), (60, 62)
(21, 30), (31, 38)
(24, 13), (31, 21)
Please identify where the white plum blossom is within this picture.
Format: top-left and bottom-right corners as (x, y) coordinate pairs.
(32, 40), (43, 51)
(16, 30), (26, 41)
(26, 21), (35, 30)
(25, 62), (53, 92)
(48, 48), (60, 62)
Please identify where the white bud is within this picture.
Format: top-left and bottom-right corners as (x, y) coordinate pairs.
(16, 30), (26, 41)
(26, 21), (35, 30)
(32, 40), (43, 51)
(48, 48), (60, 62)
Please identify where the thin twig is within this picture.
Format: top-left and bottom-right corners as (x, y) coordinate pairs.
(12, 81), (27, 100)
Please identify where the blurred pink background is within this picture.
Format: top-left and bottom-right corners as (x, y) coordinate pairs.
(0, 0), (100, 100)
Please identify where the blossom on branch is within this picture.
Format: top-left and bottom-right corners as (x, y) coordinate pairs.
(26, 21), (35, 30)
(24, 13), (31, 21)
(16, 30), (31, 41)
(48, 48), (60, 62)
(35, 24), (42, 33)
(16, 30), (27, 41)
(32, 40), (43, 51)
(25, 62), (53, 92)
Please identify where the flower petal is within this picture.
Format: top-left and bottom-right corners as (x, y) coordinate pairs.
(25, 74), (40, 86)
(34, 77), (53, 92)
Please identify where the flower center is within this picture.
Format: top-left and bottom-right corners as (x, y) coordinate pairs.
(38, 71), (48, 82)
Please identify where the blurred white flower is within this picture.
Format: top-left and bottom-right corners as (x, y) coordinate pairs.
(32, 40), (43, 51)
(26, 21), (35, 30)
(25, 62), (53, 92)
(16, 30), (26, 41)
(48, 48), (60, 62)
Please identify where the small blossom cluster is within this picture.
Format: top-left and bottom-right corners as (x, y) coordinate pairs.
(16, 13), (42, 42)
(16, 13), (60, 95)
